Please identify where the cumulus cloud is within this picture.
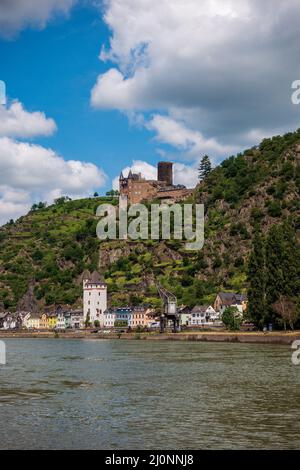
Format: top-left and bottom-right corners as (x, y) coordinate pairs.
(146, 114), (237, 159)
(0, 186), (32, 225)
(112, 159), (197, 191)
(0, 137), (107, 225)
(92, 0), (300, 157)
(0, 101), (57, 138)
(0, 0), (77, 38)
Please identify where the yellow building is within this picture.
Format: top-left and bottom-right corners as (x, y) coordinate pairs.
(48, 315), (57, 330)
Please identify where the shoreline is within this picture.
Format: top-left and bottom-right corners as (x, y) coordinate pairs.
(0, 330), (299, 345)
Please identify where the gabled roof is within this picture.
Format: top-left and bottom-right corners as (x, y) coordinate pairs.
(191, 305), (212, 314)
(217, 292), (248, 305)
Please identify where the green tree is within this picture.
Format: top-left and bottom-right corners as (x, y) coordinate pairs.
(281, 221), (300, 299)
(198, 155), (212, 180)
(221, 307), (242, 331)
(265, 225), (285, 322)
(54, 196), (71, 205)
(94, 320), (100, 328)
(85, 312), (91, 328)
(247, 228), (266, 327)
(106, 189), (119, 197)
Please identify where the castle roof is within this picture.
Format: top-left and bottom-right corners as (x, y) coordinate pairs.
(90, 271), (102, 283)
(82, 270), (91, 281)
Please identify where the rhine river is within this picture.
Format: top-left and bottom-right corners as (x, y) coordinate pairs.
(0, 338), (299, 449)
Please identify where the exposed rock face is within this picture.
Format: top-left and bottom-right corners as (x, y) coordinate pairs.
(17, 284), (39, 312)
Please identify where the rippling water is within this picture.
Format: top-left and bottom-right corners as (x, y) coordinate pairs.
(0, 338), (299, 449)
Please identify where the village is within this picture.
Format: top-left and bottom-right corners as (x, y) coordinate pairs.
(0, 270), (248, 332)
(0, 161), (249, 334)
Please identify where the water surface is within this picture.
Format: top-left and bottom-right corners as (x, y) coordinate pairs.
(0, 339), (299, 449)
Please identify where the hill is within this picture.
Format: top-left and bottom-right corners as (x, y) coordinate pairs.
(0, 130), (299, 312)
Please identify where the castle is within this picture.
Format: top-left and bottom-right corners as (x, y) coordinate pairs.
(119, 161), (193, 204)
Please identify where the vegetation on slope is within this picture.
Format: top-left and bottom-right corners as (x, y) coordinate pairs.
(0, 130), (299, 312)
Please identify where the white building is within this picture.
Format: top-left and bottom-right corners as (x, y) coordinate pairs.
(83, 271), (107, 327)
(104, 310), (116, 328)
(56, 311), (67, 330)
(70, 311), (84, 329)
(189, 305), (219, 326)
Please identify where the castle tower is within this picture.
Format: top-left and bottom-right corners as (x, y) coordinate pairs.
(158, 162), (173, 186)
(83, 271), (107, 327)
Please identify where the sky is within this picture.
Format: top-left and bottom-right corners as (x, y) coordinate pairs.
(1, 0), (300, 225)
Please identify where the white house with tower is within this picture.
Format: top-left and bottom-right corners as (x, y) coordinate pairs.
(83, 270), (107, 327)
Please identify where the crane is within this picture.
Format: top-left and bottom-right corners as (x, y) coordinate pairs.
(156, 283), (180, 333)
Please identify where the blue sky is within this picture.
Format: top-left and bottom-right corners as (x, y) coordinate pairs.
(0, 3), (160, 190)
(1, 0), (300, 224)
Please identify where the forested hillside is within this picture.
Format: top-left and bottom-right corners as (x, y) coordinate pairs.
(0, 130), (299, 312)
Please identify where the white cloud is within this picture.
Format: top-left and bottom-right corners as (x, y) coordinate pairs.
(112, 159), (197, 190)
(92, 0), (300, 155)
(146, 114), (237, 159)
(0, 137), (107, 225)
(173, 163), (198, 188)
(0, 186), (32, 225)
(0, 101), (57, 138)
(0, 0), (77, 38)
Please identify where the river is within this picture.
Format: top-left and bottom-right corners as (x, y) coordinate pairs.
(0, 339), (299, 449)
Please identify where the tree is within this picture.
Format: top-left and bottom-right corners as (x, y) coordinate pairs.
(247, 228), (266, 328)
(54, 196), (71, 205)
(273, 296), (298, 330)
(264, 222), (300, 326)
(94, 320), (100, 328)
(198, 155), (212, 180)
(281, 221), (300, 299)
(265, 225), (285, 321)
(221, 307), (242, 331)
(114, 320), (127, 328)
(85, 312), (91, 328)
(93, 192), (99, 197)
(106, 189), (119, 197)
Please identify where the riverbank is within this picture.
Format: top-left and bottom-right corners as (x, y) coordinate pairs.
(0, 330), (300, 344)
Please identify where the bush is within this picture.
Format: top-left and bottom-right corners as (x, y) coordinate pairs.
(221, 307), (242, 331)
(267, 201), (282, 218)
